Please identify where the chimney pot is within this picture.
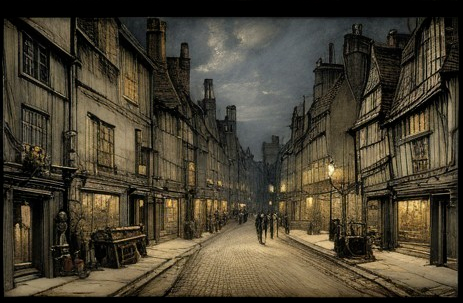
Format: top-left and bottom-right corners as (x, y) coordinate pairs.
(352, 23), (363, 35)
(328, 43), (334, 63)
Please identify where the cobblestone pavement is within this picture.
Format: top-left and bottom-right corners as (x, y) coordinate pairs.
(144, 220), (393, 297)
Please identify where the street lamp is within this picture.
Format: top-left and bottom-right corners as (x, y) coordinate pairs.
(328, 162), (334, 241)
(328, 160), (350, 238)
(328, 159), (369, 259)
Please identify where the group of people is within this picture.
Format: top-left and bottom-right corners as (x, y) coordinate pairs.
(254, 211), (290, 245)
(207, 209), (229, 233)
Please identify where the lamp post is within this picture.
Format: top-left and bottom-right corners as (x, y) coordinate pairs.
(329, 159), (368, 258)
(328, 163), (334, 241)
(328, 161), (351, 237)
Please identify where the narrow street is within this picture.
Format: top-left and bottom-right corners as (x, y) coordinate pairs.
(136, 218), (397, 297)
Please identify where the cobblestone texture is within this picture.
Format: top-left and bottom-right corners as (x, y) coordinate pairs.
(163, 220), (374, 297)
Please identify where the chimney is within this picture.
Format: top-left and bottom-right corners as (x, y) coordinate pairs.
(387, 29), (398, 47)
(180, 42), (190, 92)
(146, 17), (166, 64)
(226, 105), (236, 121)
(329, 43), (334, 63)
(202, 79), (216, 119)
(313, 44), (343, 100)
(343, 23), (372, 102)
(204, 79), (215, 100)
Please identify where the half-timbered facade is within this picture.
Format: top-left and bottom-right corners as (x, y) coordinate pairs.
(3, 17), (75, 290)
(383, 17), (458, 266)
(68, 18), (155, 263)
(352, 31), (406, 250)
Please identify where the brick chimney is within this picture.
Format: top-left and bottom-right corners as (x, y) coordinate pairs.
(201, 79), (216, 119)
(146, 17), (166, 64)
(313, 44), (343, 100)
(387, 29), (411, 49)
(179, 42), (190, 93)
(343, 23), (372, 102)
(329, 42), (335, 63)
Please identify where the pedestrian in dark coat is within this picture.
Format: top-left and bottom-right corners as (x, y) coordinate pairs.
(255, 213), (263, 244)
(263, 212), (269, 241)
(284, 212), (290, 234)
(269, 212), (274, 239)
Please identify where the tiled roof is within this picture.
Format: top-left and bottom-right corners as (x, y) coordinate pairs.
(153, 64), (182, 109)
(440, 42), (459, 74)
(373, 44), (402, 115)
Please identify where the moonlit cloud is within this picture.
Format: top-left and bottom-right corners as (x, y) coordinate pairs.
(120, 17), (411, 161)
(195, 20), (246, 73)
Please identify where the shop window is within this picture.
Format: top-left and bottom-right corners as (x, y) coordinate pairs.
(81, 193), (120, 237)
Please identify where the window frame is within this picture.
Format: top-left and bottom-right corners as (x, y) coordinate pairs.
(21, 104), (49, 151)
(21, 31), (50, 86)
(88, 113), (115, 171)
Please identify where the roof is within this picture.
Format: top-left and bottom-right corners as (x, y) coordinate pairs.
(440, 42), (459, 74)
(153, 64), (182, 109)
(385, 18), (449, 123)
(309, 73), (345, 119)
(372, 44), (402, 115)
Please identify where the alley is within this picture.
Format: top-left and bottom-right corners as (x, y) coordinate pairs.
(137, 218), (394, 297)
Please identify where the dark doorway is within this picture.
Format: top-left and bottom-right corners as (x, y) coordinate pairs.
(129, 196), (146, 227)
(430, 194), (449, 265)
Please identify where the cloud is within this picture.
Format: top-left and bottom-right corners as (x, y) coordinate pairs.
(194, 20), (245, 73)
(119, 17), (410, 161)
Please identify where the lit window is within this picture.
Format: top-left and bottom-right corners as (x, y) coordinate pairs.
(80, 193), (120, 238)
(123, 49), (138, 103)
(188, 162), (196, 186)
(136, 130), (147, 175)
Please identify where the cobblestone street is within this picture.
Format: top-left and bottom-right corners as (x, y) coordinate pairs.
(138, 219), (389, 297)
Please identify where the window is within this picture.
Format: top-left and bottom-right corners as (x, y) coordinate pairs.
(123, 49), (139, 103)
(22, 33), (49, 84)
(399, 108), (429, 139)
(412, 136), (429, 173)
(22, 106), (48, 150)
(188, 161), (196, 186)
(136, 130), (147, 175)
(88, 114), (115, 170)
(81, 193), (120, 237)
(159, 199), (165, 231)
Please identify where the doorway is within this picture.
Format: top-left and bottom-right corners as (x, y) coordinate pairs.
(430, 194), (449, 265)
(13, 197), (44, 282)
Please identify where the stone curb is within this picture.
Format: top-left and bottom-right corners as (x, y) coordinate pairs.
(112, 223), (237, 296)
(284, 234), (422, 297)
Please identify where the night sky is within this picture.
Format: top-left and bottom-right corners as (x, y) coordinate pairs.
(120, 17), (411, 161)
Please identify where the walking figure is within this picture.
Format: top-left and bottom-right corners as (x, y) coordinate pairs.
(255, 212), (264, 244)
(284, 212), (290, 234)
(269, 212), (274, 239)
(214, 209), (220, 232)
(261, 212), (267, 244)
(274, 212), (279, 237)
